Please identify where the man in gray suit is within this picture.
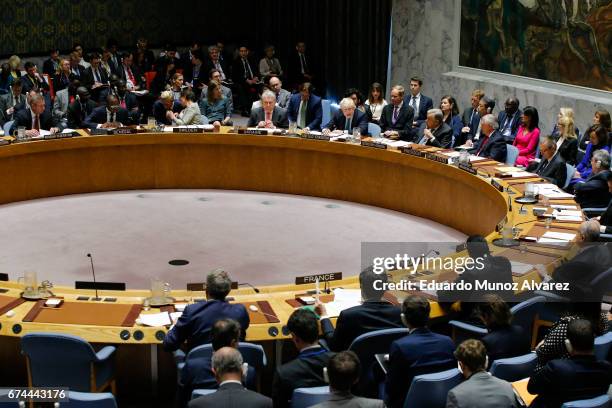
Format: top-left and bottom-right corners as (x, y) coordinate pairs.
(312, 351), (383, 408)
(446, 339), (521, 408)
(188, 347), (271, 408)
(248, 90), (288, 129)
(0, 81), (25, 126)
(52, 78), (80, 127)
(269, 76), (291, 109)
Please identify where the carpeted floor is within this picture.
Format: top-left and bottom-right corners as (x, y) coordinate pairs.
(0, 189), (465, 289)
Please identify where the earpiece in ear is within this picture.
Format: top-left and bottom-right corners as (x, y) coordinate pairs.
(564, 338), (573, 354)
(242, 362), (249, 381)
(323, 367), (329, 384)
(485, 355), (489, 369)
(401, 313), (408, 328)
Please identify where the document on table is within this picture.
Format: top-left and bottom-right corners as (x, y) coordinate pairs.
(323, 289), (362, 317)
(380, 139), (411, 148)
(554, 215), (583, 222)
(541, 231), (576, 241)
(555, 210), (582, 217)
(510, 261), (534, 276)
(550, 205), (578, 210)
(138, 312), (171, 327)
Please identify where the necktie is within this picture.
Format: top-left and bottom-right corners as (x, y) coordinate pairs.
(110, 112), (115, 123)
(120, 98), (126, 109)
(300, 54), (307, 74)
(94, 68), (100, 83)
(265, 111), (271, 124)
(345, 117), (352, 131)
(540, 160), (549, 172)
(215, 62), (225, 80)
(243, 60), (252, 79)
(392, 106), (399, 125)
(410, 96), (417, 113)
(476, 136), (489, 156)
(298, 101), (307, 128)
(469, 108), (475, 124)
(33, 114), (40, 131)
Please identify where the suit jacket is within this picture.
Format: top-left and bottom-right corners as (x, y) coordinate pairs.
(232, 57), (259, 85)
(286, 93), (322, 130)
(557, 137), (578, 165)
(323, 109), (368, 135)
(527, 152), (567, 188)
(528, 356), (612, 408)
(287, 52), (313, 85)
(183, 63), (208, 91)
(42, 58), (59, 77)
(162, 299), (250, 352)
(403, 94), (433, 124)
(272, 346), (334, 408)
(600, 204), (612, 234)
(68, 65), (85, 80)
(472, 130), (507, 162)
(0, 92), (26, 125)
(82, 66), (109, 90)
(379, 103), (415, 141)
(462, 107), (478, 127)
(181, 357), (257, 397)
(52, 89), (73, 120)
(497, 110), (522, 141)
(311, 392), (384, 408)
(574, 170), (612, 209)
(53, 73), (73, 94)
(83, 106), (130, 129)
(118, 64), (145, 90)
(481, 325), (530, 363)
(152, 100), (175, 125)
(247, 106), (288, 129)
(203, 58), (229, 82)
(20, 74), (49, 94)
(276, 89), (291, 109)
(66, 99), (96, 129)
(188, 381), (272, 408)
(446, 372), (520, 408)
(320, 301), (403, 352)
(415, 122), (453, 148)
(10, 108), (56, 134)
(385, 328), (456, 408)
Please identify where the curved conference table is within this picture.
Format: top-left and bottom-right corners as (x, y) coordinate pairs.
(0, 129), (579, 393)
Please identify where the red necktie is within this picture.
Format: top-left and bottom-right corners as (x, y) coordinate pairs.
(120, 98), (127, 109)
(476, 136), (489, 156)
(33, 114), (40, 131)
(69, 95), (75, 104)
(265, 111), (271, 125)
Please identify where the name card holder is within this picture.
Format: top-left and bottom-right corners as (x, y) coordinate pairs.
(112, 127), (139, 135)
(458, 163), (477, 175)
(238, 129), (267, 135)
(295, 272), (343, 285)
(173, 127), (205, 133)
(361, 140), (387, 149)
(400, 146), (425, 157)
(491, 179), (505, 192)
(300, 133), (332, 141)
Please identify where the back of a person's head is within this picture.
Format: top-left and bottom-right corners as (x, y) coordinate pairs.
(360, 265), (387, 301)
(455, 339), (487, 372)
(478, 294), (512, 329)
(212, 347), (243, 377)
(206, 268), (232, 300)
(401, 295), (430, 328)
(566, 319), (595, 354)
(571, 302), (602, 334)
(287, 308), (318, 344)
(466, 235), (490, 260)
(327, 351), (360, 392)
(211, 318), (241, 351)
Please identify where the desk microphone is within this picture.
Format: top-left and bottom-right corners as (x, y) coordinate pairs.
(86, 253), (102, 301)
(239, 282), (260, 293)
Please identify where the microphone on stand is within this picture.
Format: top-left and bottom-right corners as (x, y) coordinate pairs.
(238, 282), (260, 293)
(86, 253), (102, 301)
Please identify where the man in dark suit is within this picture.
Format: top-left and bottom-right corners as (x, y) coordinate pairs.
(153, 91), (180, 125)
(68, 52), (85, 80)
(81, 52), (109, 101)
(316, 266), (403, 352)
(188, 347), (272, 408)
(527, 136), (568, 188)
(20, 62), (49, 94)
(183, 48), (207, 99)
(379, 85), (415, 141)
(106, 38), (121, 76)
(83, 94), (130, 129)
(163, 269), (250, 352)
(574, 150), (611, 209)
(414, 108), (453, 147)
(312, 351), (384, 408)
(67, 87), (96, 129)
(595, 172), (612, 235)
(403, 76), (433, 128)
(447, 339), (521, 408)
(232, 45), (261, 116)
(203, 45), (229, 84)
(497, 97), (521, 142)
(247, 90), (288, 129)
(288, 41), (314, 89)
(457, 89), (485, 146)
(113, 80), (140, 125)
(272, 309), (334, 408)
(322, 98), (368, 136)
(385, 295), (455, 408)
(9, 93), (58, 136)
(460, 96), (496, 147)
(470, 114), (507, 162)
(42, 49), (60, 78)
(286, 82), (322, 131)
(118, 51), (145, 91)
(136, 37), (156, 72)
(528, 319), (612, 408)
(0, 81), (25, 126)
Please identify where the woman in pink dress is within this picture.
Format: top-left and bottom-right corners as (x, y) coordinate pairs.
(513, 106), (540, 167)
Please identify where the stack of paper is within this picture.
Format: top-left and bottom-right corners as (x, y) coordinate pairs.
(323, 289), (362, 318)
(510, 261), (534, 276)
(537, 184), (574, 199)
(553, 209), (583, 222)
(537, 231), (576, 245)
(138, 312), (171, 327)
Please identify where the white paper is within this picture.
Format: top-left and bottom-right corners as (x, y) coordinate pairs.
(323, 301), (355, 317)
(174, 303), (188, 312)
(510, 171), (536, 178)
(541, 231), (576, 241)
(554, 215), (583, 222)
(469, 156), (488, 162)
(306, 131), (322, 136)
(169, 312), (183, 323)
(138, 312), (171, 327)
(62, 128), (76, 134)
(45, 298), (62, 306)
(333, 288), (362, 304)
(537, 238), (571, 246)
(510, 261), (534, 276)
(556, 210), (582, 217)
(380, 139), (411, 148)
(442, 151), (461, 158)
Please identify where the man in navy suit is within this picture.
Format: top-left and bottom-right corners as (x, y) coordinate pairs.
(528, 319), (612, 408)
(470, 114), (507, 162)
(272, 309), (335, 407)
(316, 266), (403, 352)
(10, 93), (59, 136)
(403, 76), (433, 128)
(379, 85), (415, 141)
(163, 269), (250, 352)
(574, 150), (611, 208)
(286, 82), (322, 131)
(385, 295), (455, 408)
(83, 94), (130, 129)
(322, 98), (368, 136)
(153, 91), (180, 125)
(497, 97), (521, 142)
(414, 108), (453, 148)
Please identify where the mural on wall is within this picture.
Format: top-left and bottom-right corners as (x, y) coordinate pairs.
(459, 0), (612, 91)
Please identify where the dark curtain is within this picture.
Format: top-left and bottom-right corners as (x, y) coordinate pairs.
(4, 0), (392, 100)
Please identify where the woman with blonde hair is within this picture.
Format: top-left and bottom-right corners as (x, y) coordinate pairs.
(8, 55), (22, 80)
(555, 115), (578, 165)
